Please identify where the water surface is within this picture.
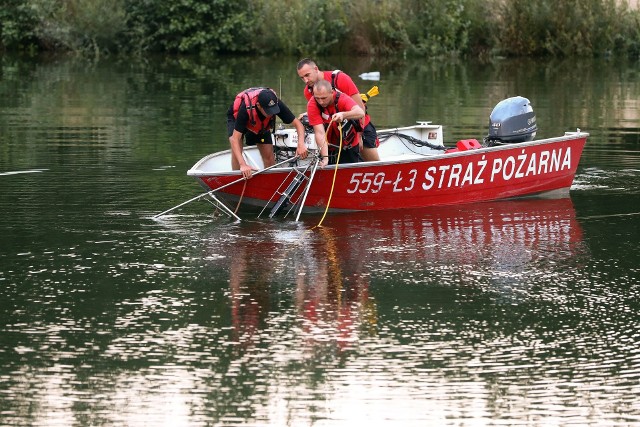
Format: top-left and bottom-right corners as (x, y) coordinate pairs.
(0, 55), (639, 426)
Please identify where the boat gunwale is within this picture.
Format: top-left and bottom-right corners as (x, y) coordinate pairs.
(187, 130), (589, 178)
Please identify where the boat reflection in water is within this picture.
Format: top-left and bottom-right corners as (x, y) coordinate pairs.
(207, 197), (596, 425)
(220, 197), (586, 352)
(227, 221), (376, 353)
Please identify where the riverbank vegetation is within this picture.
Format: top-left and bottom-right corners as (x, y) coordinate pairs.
(2, 0), (639, 59)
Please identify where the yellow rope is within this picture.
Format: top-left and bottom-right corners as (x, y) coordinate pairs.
(312, 121), (343, 229)
(234, 179), (248, 214)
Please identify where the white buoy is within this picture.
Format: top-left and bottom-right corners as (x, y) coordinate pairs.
(358, 71), (380, 81)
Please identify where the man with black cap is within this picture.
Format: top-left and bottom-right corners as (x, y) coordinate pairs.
(228, 87), (307, 178)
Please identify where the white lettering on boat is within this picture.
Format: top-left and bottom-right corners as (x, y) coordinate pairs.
(347, 147), (572, 194)
(476, 157), (487, 184)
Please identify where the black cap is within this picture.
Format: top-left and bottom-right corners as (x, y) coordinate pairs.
(257, 90), (280, 115)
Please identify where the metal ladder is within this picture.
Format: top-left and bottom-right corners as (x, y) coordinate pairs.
(259, 157), (319, 219)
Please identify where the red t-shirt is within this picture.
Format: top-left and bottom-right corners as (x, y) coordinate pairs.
(307, 91), (358, 126)
(303, 70), (360, 101)
(303, 70), (370, 128)
(307, 91), (361, 147)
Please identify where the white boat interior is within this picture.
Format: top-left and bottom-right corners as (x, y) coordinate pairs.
(189, 122), (447, 176)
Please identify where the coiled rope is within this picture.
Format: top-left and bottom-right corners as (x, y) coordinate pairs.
(312, 121), (343, 229)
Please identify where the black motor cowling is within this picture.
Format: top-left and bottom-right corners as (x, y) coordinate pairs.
(486, 96), (537, 145)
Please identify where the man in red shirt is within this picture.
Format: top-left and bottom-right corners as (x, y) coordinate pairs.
(297, 58), (380, 162)
(307, 79), (365, 166)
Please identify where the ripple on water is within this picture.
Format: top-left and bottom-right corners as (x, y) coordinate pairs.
(1, 196), (638, 425)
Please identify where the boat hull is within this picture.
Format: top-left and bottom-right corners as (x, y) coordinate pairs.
(188, 130), (587, 214)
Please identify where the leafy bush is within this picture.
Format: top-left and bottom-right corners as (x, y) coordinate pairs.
(123, 0), (252, 54)
(0, 0), (40, 51)
(348, 0), (410, 55)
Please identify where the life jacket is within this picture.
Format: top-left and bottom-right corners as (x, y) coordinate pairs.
(232, 87), (276, 134)
(316, 90), (362, 149)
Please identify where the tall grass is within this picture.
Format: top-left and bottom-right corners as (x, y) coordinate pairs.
(2, 0), (639, 58)
(30, 0), (126, 56)
(498, 0), (635, 56)
(250, 0), (350, 55)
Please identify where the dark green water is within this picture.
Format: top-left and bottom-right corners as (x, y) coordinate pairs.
(1, 54), (639, 426)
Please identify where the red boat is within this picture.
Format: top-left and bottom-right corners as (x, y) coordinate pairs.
(167, 97), (588, 220)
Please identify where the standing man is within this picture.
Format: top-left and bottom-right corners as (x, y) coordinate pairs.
(297, 58), (380, 161)
(307, 79), (365, 166)
(228, 87), (307, 178)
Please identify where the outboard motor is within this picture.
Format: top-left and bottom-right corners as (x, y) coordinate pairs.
(485, 96), (537, 146)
